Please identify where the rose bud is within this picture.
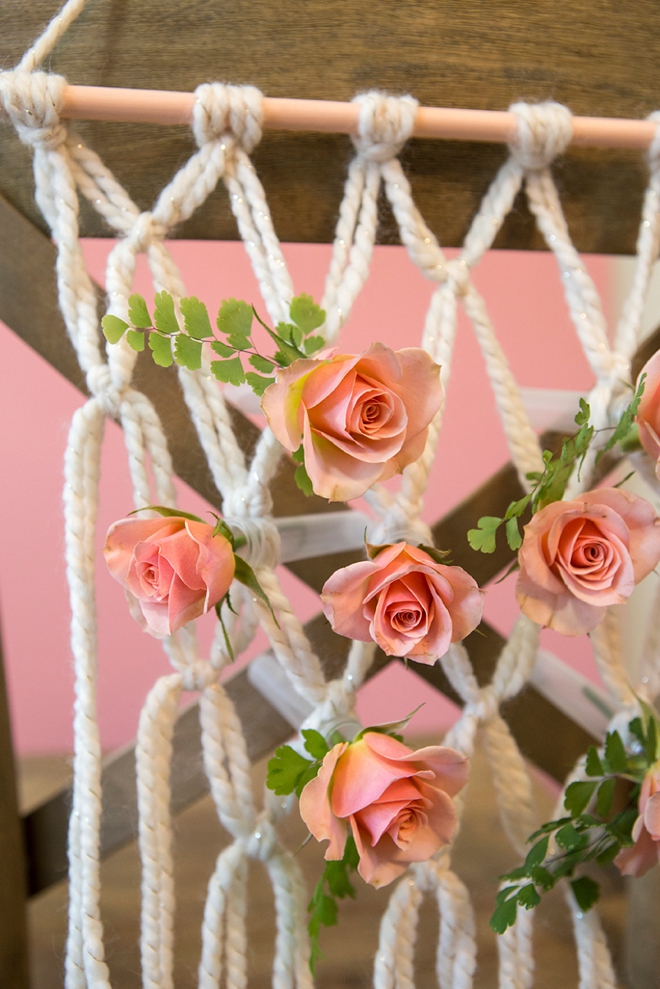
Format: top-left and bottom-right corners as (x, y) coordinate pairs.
(516, 488), (660, 636)
(299, 731), (468, 888)
(261, 343), (442, 501)
(104, 515), (235, 638)
(615, 762), (660, 877)
(636, 349), (660, 476)
(321, 543), (484, 664)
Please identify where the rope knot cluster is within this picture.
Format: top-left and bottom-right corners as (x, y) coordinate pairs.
(352, 91), (418, 163)
(129, 210), (167, 252)
(86, 363), (124, 418)
(193, 82), (264, 153)
(180, 659), (217, 692)
(223, 477), (274, 518)
(464, 684), (500, 725)
(0, 70), (68, 150)
(445, 257), (471, 297)
(240, 815), (279, 861)
(508, 100), (573, 171)
(226, 515), (281, 570)
(369, 509), (433, 548)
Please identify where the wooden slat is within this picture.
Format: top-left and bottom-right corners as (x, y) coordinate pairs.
(1, 1), (659, 253)
(0, 614), (29, 985)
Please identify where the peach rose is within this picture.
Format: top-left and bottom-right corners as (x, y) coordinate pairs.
(321, 542), (484, 664)
(261, 343), (442, 501)
(299, 731), (468, 887)
(516, 488), (660, 636)
(104, 515), (235, 638)
(615, 763), (660, 877)
(636, 349), (660, 475)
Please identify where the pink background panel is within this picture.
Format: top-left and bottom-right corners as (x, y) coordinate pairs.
(0, 240), (612, 753)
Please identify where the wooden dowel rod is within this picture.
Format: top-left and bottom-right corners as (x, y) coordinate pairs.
(59, 84), (658, 149)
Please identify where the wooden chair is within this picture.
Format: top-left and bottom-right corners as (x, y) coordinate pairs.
(1, 2), (659, 985)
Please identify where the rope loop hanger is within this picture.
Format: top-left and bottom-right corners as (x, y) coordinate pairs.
(6, 1), (660, 988)
(192, 82), (264, 153)
(0, 70), (68, 149)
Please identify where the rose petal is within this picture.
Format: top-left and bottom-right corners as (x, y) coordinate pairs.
(637, 350), (660, 462)
(516, 567), (605, 635)
(302, 419), (384, 501)
(139, 598), (176, 638)
(185, 520), (236, 609)
(261, 356), (329, 450)
(394, 348), (443, 439)
(404, 745), (470, 798)
(156, 528), (207, 590)
(615, 823), (660, 877)
(321, 558), (383, 642)
(412, 780), (458, 846)
(354, 779), (424, 844)
(299, 742), (349, 860)
(350, 817), (408, 888)
(300, 353), (360, 409)
(331, 737), (420, 818)
(168, 574), (208, 632)
(104, 517), (183, 582)
(644, 790), (660, 839)
(582, 488), (660, 582)
(519, 503), (580, 595)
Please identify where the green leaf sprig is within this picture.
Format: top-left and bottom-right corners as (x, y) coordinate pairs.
(130, 505), (277, 659)
(103, 292), (326, 496)
(266, 728), (331, 797)
(308, 836), (359, 974)
(102, 291), (326, 393)
(490, 711), (660, 936)
(468, 376), (647, 557)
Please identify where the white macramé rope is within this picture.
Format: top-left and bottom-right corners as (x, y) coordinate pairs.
(7, 7), (660, 979)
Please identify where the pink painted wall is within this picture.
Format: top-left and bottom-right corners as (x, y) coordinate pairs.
(0, 240), (612, 753)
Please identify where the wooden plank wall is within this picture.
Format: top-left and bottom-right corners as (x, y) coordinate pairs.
(0, 1), (659, 253)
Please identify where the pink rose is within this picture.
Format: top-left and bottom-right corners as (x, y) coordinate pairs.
(615, 763), (660, 877)
(299, 731), (468, 888)
(516, 488), (660, 636)
(321, 542), (484, 664)
(636, 349), (660, 475)
(104, 515), (235, 638)
(261, 343), (442, 501)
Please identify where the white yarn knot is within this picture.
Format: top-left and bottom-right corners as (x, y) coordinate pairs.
(241, 816), (279, 861)
(606, 350), (631, 381)
(192, 82), (264, 153)
(369, 513), (433, 548)
(180, 659), (217, 692)
(351, 91), (418, 163)
(224, 478), (274, 519)
(227, 516), (281, 570)
(508, 101), (573, 171)
(86, 363), (123, 418)
(129, 210), (166, 252)
(464, 684), (500, 725)
(0, 70), (67, 150)
(299, 679), (360, 743)
(445, 257), (471, 297)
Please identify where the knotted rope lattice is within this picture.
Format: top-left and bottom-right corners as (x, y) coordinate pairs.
(4, 2), (660, 987)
